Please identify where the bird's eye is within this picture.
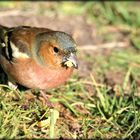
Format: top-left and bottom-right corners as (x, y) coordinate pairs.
(53, 47), (59, 53)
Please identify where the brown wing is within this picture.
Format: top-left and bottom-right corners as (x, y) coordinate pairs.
(0, 25), (52, 60)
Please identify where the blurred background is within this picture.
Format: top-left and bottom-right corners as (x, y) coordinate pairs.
(0, 1), (139, 47)
(1, 1), (140, 139)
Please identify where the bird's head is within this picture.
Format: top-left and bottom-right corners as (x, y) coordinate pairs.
(32, 31), (78, 69)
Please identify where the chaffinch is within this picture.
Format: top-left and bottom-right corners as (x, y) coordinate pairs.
(0, 25), (78, 90)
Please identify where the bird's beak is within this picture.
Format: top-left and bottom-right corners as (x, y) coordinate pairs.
(62, 53), (78, 69)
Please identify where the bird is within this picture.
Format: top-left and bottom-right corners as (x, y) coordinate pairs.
(0, 25), (78, 93)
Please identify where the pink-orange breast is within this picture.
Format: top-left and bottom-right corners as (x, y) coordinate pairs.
(0, 57), (73, 89)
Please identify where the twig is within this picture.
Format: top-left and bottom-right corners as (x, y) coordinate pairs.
(78, 41), (129, 51)
(0, 10), (34, 17)
(90, 73), (106, 109)
(49, 109), (59, 139)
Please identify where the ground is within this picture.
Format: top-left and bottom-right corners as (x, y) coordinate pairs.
(0, 2), (140, 139)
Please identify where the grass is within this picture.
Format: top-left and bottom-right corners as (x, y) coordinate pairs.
(0, 47), (140, 139)
(0, 1), (140, 139)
